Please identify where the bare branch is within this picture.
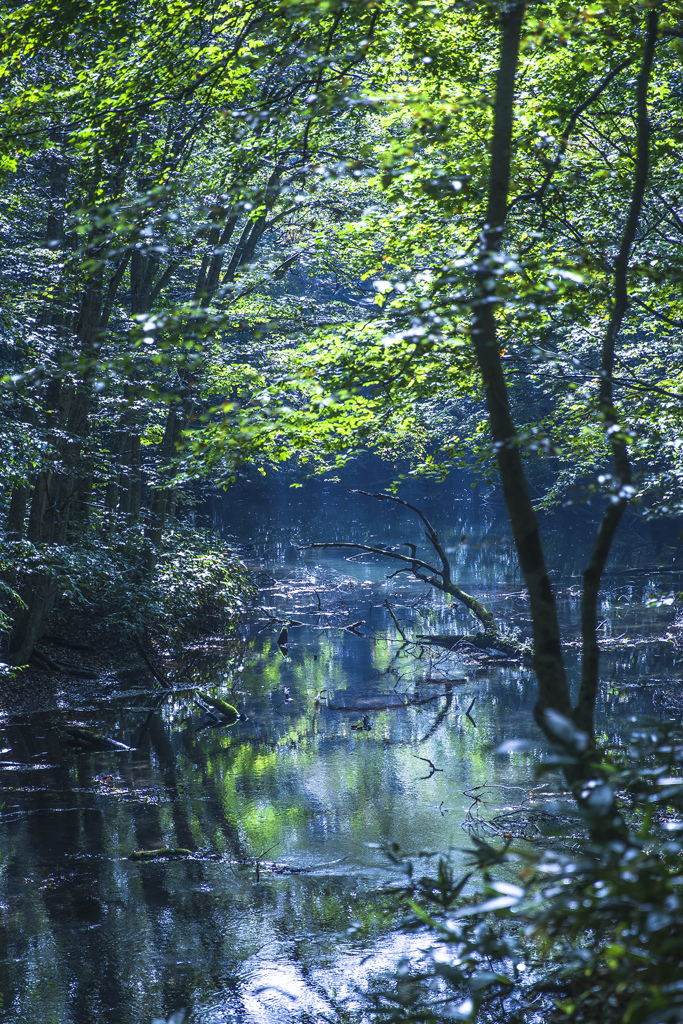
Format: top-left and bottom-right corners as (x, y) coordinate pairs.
(304, 541), (441, 576)
(384, 599), (408, 641)
(305, 492), (497, 632)
(350, 489), (451, 583)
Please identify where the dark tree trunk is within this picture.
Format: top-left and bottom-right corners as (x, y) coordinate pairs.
(9, 277), (103, 664)
(469, 2), (574, 731)
(142, 404), (187, 573)
(5, 483), (30, 540)
(128, 435), (142, 518)
(574, 9), (658, 735)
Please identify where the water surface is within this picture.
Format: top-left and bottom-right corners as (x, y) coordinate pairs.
(1, 473), (681, 1023)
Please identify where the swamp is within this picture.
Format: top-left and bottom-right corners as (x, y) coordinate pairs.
(2, 1), (683, 1022)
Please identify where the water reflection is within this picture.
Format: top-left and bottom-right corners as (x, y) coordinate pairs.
(1, 472), (682, 1023)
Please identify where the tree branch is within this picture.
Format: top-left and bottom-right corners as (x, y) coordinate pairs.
(305, 490), (497, 631)
(575, 8), (659, 735)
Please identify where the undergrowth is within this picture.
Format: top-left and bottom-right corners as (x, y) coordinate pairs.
(361, 720), (683, 1024)
(1, 521), (255, 649)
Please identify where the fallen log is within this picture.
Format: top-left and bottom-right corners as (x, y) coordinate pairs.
(133, 634), (172, 688)
(31, 649), (97, 679)
(129, 848), (193, 861)
(64, 727), (135, 752)
(195, 691), (243, 722)
(306, 490), (497, 632)
(417, 633), (533, 665)
(326, 690), (446, 713)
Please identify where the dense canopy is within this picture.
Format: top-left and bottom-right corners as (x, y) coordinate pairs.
(2, 1), (683, 1022)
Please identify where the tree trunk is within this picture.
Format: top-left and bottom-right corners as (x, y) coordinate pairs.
(8, 278), (102, 664)
(115, 432), (132, 518)
(573, 8), (658, 735)
(468, 1), (574, 731)
(5, 484), (30, 540)
(142, 404), (186, 573)
(128, 435), (142, 518)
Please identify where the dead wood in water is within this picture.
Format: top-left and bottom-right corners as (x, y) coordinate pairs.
(305, 490), (531, 659)
(417, 633), (533, 664)
(134, 633), (172, 688)
(325, 690), (447, 713)
(194, 690), (241, 722)
(30, 648), (97, 679)
(307, 490), (496, 632)
(129, 848), (193, 861)
(64, 727), (135, 751)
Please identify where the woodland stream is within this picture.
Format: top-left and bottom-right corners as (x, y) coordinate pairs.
(1, 472), (682, 1024)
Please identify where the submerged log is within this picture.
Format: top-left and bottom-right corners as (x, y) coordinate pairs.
(417, 632), (533, 665)
(129, 848), (193, 861)
(64, 727), (135, 751)
(195, 691), (242, 722)
(326, 690), (447, 712)
(133, 634), (172, 688)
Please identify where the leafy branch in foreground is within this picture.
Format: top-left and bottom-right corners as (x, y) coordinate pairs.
(366, 720), (683, 1024)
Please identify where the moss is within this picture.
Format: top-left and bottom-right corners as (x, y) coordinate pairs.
(128, 848), (193, 861)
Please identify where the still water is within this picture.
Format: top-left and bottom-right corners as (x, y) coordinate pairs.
(1, 473), (681, 1024)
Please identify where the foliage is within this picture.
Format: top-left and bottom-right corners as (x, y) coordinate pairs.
(0, 0), (382, 659)
(368, 721), (683, 1024)
(280, 0), (683, 512)
(0, 523), (253, 645)
(153, 526), (254, 639)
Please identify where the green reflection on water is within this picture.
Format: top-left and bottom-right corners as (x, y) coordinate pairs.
(0, 489), (680, 1023)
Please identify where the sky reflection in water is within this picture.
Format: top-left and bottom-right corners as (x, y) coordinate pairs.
(0, 473), (681, 1024)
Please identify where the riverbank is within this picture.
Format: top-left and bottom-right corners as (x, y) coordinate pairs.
(0, 523), (254, 713)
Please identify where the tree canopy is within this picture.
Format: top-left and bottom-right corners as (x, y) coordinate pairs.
(3, 2), (683, 1021)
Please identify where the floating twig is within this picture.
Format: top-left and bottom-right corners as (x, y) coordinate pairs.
(344, 620), (366, 635)
(411, 753), (444, 780)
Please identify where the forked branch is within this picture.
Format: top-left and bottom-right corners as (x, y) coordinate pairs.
(305, 490), (497, 632)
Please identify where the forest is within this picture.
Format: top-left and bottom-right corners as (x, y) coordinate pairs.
(1, 0), (683, 1022)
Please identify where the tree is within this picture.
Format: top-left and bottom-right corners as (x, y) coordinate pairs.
(281, 0), (683, 782)
(0, 0), (380, 663)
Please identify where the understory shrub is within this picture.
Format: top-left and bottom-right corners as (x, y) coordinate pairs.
(1, 522), (254, 646)
(367, 721), (683, 1024)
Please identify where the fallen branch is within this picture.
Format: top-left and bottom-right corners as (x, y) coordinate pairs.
(30, 648), (97, 679)
(134, 634), (172, 688)
(385, 599), (408, 641)
(326, 690), (446, 712)
(411, 753), (444, 779)
(65, 727), (135, 751)
(417, 632), (532, 663)
(226, 854), (349, 875)
(305, 491), (497, 632)
(194, 690), (241, 722)
(129, 848), (193, 861)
